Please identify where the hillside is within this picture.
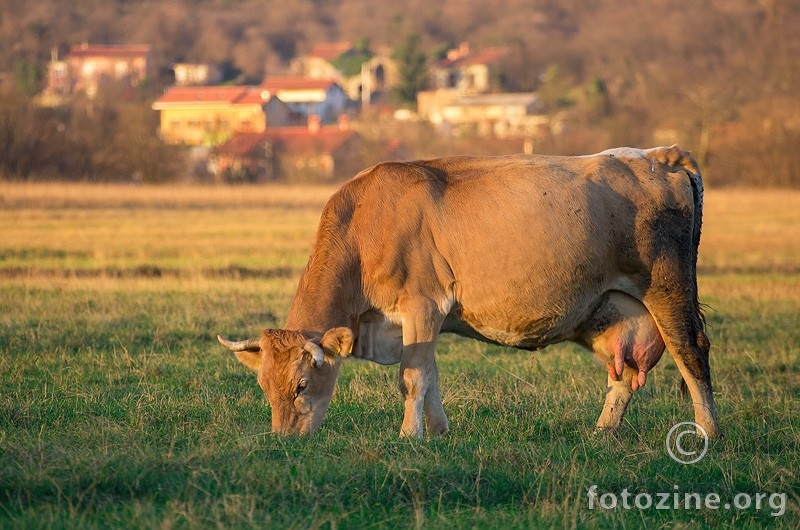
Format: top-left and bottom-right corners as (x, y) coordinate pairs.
(1, 0), (799, 185)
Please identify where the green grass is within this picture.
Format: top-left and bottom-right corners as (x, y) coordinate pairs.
(1, 184), (799, 528)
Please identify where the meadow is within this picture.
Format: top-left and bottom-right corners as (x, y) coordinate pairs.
(1, 182), (798, 529)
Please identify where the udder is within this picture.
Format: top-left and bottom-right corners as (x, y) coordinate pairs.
(580, 292), (665, 391)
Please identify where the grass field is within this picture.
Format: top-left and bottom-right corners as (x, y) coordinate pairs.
(1, 182), (798, 529)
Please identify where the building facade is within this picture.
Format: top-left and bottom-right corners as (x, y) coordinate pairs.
(42, 43), (151, 102)
(259, 76), (349, 123)
(152, 86), (289, 146)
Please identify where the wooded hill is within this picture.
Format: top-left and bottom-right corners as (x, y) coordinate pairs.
(1, 0), (799, 185)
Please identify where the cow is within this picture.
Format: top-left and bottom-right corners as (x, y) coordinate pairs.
(218, 145), (720, 439)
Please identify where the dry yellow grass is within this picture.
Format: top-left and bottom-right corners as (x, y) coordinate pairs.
(1, 182), (339, 274)
(0, 181), (338, 209)
(2, 182), (799, 279)
(700, 187), (800, 274)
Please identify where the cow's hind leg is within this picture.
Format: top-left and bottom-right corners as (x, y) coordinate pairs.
(644, 264), (720, 437)
(646, 300), (719, 437)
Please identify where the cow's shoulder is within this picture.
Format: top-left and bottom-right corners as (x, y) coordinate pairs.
(313, 160), (438, 247)
(333, 159), (456, 215)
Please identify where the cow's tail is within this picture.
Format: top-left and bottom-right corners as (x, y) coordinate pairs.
(649, 145), (706, 327)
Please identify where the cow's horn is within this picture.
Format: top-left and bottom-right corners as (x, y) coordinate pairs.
(303, 341), (325, 368)
(217, 335), (261, 352)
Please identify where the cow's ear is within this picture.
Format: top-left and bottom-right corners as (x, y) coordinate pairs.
(321, 327), (354, 358)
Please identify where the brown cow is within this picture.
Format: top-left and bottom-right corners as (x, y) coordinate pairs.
(219, 145), (720, 438)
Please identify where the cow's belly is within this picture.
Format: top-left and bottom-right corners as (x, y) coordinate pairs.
(443, 270), (645, 350)
(442, 299), (597, 351)
(446, 269), (614, 350)
(440, 315), (552, 350)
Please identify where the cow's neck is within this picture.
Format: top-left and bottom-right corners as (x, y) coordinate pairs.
(285, 189), (365, 334)
(284, 248), (360, 333)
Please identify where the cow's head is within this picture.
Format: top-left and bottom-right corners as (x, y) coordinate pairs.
(218, 327), (354, 435)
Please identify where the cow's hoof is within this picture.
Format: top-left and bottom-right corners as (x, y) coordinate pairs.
(425, 417), (449, 436)
(592, 426), (622, 438)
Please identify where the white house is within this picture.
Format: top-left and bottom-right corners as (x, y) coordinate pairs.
(422, 92), (550, 138)
(259, 76), (349, 123)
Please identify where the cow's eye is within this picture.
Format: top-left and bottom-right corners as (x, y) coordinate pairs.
(294, 379), (308, 397)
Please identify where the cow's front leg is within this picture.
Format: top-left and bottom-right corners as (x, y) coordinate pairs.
(397, 299), (447, 437)
(399, 343), (435, 437)
(423, 358), (449, 435)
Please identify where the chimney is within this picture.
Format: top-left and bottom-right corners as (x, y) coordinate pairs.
(308, 114), (321, 133)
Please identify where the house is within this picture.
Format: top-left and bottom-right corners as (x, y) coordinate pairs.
(430, 42), (509, 94)
(211, 116), (360, 182)
(44, 43), (152, 99)
(291, 42), (398, 106)
(293, 42), (355, 80)
(418, 91), (550, 139)
(172, 63), (223, 86)
(414, 43), (552, 139)
(259, 76), (349, 123)
(151, 86), (289, 146)
(356, 52), (398, 106)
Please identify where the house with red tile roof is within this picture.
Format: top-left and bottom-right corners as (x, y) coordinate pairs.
(43, 43), (151, 100)
(290, 42), (399, 106)
(415, 43), (552, 139)
(151, 85), (289, 146)
(296, 42), (356, 80)
(211, 116), (361, 182)
(430, 42), (510, 94)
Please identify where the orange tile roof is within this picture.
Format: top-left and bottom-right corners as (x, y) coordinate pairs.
(260, 76), (337, 92)
(153, 86), (267, 105)
(308, 42), (353, 61)
(215, 127), (356, 157)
